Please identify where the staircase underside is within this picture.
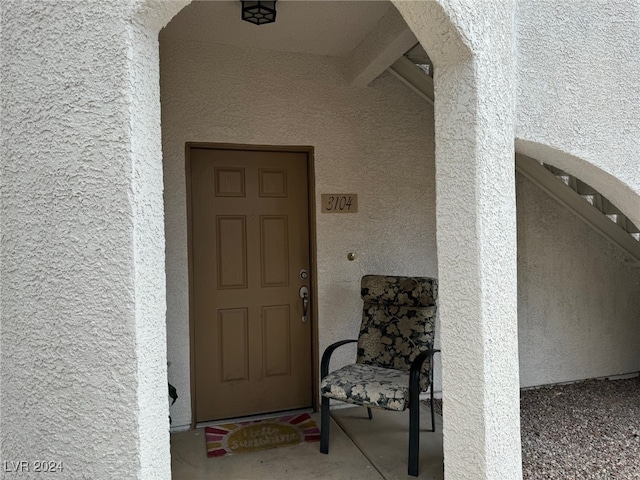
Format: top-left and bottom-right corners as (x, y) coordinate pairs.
(516, 154), (640, 265)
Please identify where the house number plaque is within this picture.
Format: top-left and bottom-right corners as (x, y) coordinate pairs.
(321, 194), (358, 213)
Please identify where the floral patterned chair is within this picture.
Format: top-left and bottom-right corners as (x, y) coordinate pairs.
(319, 275), (439, 477)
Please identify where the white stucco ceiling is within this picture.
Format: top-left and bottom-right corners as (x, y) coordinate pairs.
(161, 0), (393, 57)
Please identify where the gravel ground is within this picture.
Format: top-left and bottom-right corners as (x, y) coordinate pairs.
(426, 377), (640, 479)
(520, 377), (640, 479)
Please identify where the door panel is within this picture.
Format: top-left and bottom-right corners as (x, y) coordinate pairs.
(216, 216), (248, 288)
(260, 215), (289, 286)
(262, 305), (291, 377)
(189, 146), (312, 422)
(219, 308), (249, 382)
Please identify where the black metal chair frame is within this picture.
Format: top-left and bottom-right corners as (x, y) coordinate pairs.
(320, 340), (440, 477)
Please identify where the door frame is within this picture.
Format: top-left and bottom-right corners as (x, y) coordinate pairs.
(185, 142), (319, 427)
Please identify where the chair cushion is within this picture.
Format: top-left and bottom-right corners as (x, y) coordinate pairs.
(320, 363), (410, 412)
(361, 275), (437, 307)
(357, 304), (436, 373)
(356, 275), (437, 390)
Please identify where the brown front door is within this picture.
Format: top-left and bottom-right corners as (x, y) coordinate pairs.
(188, 145), (313, 422)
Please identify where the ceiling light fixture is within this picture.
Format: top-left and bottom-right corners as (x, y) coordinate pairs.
(241, 1), (277, 25)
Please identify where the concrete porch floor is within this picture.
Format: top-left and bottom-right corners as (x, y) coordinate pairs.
(171, 404), (444, 480)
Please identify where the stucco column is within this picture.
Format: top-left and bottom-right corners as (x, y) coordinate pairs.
(393, 1), (522, 479)
(0, 1), (184, 478)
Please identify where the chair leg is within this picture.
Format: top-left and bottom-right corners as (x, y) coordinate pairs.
(408, 401), (420, 477)
(429, 379), (436, 433)
(320, 395), (330, 454)
(367, 407), (373, 420)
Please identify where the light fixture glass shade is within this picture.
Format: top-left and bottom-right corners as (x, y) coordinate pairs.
(241, 1), (277, 25)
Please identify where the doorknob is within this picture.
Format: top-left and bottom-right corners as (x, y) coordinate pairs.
(299, 286), (309, 324)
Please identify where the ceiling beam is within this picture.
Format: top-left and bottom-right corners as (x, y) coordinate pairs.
(347, 7), (417, 88)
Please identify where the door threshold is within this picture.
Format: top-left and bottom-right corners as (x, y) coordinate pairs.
(196, 407), (314, 429)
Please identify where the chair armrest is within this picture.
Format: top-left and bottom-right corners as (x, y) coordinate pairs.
(321, 339), (358, 379)
(409, 349), (440, 393)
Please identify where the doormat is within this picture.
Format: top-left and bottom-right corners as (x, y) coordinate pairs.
(205, 412), (320, 457)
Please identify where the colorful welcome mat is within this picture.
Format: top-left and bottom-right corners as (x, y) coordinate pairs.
(205, 412), (321, 457)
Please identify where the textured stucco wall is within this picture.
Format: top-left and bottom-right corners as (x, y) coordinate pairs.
(129, 0), (190, 476)
(0, 1), (183, 478)
(517, 173), (640, 387)
(516, 0), (640, 228)
(394, 1), (523, 478)
(159, 39), (437, 428)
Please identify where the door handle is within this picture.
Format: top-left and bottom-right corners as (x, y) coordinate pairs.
(299, 286), (309, 324)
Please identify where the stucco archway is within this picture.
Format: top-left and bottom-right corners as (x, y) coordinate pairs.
(393, 2), (523, 478)
(3, 1), (637, 479)
(139, 1), (523, 478)
(0, 1), (191, 479)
